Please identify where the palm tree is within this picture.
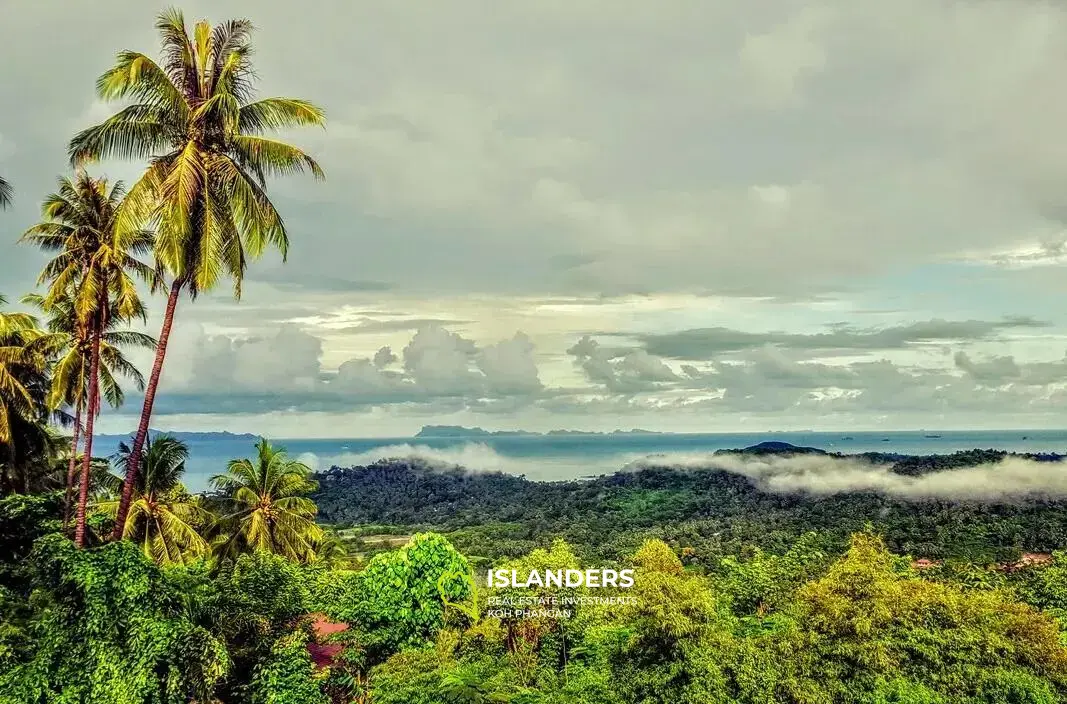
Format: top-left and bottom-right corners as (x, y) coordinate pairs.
(0, 300), (57, 494)
(0, 176), (11, 209)
(99, 434), (211, 565)
(20, 173), (155, 546)
(209, 438), (323, 562)
(311, 529), (350, 569)
(23, 292), (156, 531)
(67, 8), (326, 539)
(0, 298), (44, 447)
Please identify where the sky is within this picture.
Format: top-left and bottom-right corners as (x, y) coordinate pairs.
(4, 0), (1067, 437)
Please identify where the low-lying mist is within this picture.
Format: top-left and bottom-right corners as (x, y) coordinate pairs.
(305, 442), (1067, 502)
(627, 453), (1067, 501)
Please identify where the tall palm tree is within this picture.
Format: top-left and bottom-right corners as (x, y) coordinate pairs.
(0, 176), (11, 209)
(209, 438), (323, 563)
(23, 292), (156, 531)
(20, 173), (155, 546)
(67, 8), (326, 539)
(99, 434), (211, 565)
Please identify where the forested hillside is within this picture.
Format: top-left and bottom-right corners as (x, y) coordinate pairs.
(313, 447), (1067, 564)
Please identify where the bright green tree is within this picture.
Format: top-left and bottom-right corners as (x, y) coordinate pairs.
(210, 438), (324, 562)
(607, 539), (736, 704)
(99, 434), (211, 565)
(66, 8), (326, 539)
(249, 631), (328, 704)
(327, 533), (473, 663)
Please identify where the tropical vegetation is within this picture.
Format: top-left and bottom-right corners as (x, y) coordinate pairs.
(6, 4), (1067, 703)
(65, 7), (325, 538)
(101, 434), (210, 564)
(209, 437), (325, 562)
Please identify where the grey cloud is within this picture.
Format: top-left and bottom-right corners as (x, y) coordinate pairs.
(640, 317), (1050, 360)
(254, 273), (393, 293)
(955, 350), (1067, 387)
(8, 1), (1067, 299)
(554, 337), (1067, 417)
(373, 346), (398, 368)
(567, 335), (678, 392)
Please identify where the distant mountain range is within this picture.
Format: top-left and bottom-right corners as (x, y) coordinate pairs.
(413, 425), (664, 438)
(96, 430), (261, 443)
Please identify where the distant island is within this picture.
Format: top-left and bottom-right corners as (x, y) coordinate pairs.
(413, 425), (664, 438)
(96, 429), (261, 443)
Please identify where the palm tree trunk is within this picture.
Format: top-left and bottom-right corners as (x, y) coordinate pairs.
(74, 328), (102, 548)
(62, 399), (83, 534)
(111, 279), (182, 540)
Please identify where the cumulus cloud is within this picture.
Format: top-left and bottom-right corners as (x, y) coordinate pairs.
(477, 333), (544, 395)
(402, 325), (483, 394)
(567, 335), (678, 392)
(146, 323), (546, 414)
(373, 346), (398, 368)
(178, 324), (324, 393)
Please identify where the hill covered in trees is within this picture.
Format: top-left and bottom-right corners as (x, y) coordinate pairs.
(313, 446), (1067, 564)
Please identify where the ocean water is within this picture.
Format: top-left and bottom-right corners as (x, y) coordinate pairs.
(92, 429), (1067, 493)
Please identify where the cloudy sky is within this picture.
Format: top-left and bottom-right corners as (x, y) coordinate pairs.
(4, 0), (1067, 437)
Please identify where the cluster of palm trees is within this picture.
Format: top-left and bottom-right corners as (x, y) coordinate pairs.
(0, 8), (326, 554)
(103, 434), (332, 565)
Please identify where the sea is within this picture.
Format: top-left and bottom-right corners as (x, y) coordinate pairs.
(92, 429), (1067, 493)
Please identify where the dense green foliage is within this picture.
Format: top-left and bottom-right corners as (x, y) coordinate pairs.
(314, 451), (1067, 565)
(0, 535), (229, 704)
(9, 476), (1067, 702)
(322, 532), (473, 663)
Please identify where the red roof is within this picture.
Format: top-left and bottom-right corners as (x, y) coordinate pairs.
(308, 642), (344, 668)
(306, 613), (348, 669)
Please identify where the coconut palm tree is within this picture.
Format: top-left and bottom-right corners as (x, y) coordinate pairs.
(99, 434), (211, 565)
(311, 529), (350, 569)
(0, 176), (11, 209)
(23, 292), (156, 531)
(209, 438), (323, 562)
(20, 173), (155, 546)
(0, 298), (74, 495)
(67, 8), (326, 539)
(0, 297), (44, 448)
